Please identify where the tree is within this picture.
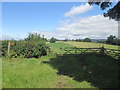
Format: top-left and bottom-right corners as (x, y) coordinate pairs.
(75, 39), (82, 42)
(25, 33), (47, 41)
(88, 0), (120, 21)
(83, 38), (92, 42)
(64, 38), (69, 42)
(50, 37), (57, 43)
(106, 35), (116, 44)
(106, 35), (120, 45)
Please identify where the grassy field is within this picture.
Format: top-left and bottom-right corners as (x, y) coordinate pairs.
(63, 41), (119, 49)
(2, 42), (119, 88)
(3, 57), (58, 88)
(48, 42), (73, 54)
(2, 59), (96, 88)
(3, 43), (96, 88)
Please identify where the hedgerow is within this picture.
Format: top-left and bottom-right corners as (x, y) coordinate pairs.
(12, 41), (49, 58)
(2, 33), (50, 58)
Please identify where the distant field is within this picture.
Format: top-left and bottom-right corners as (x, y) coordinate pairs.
(48, 42), (73, 54)
(63, 41), (119, 50)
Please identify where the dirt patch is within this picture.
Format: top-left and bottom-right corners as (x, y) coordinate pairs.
(79, 60), (88, 71)
(56, 76), (73, 88)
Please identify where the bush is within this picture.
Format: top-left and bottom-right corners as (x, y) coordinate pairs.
(2, 40), (16, 57)
(50, 37), (57, 43)
(83, 38), (92, 42)
(2, 40), (8, 56)
(11, 41), (49, 58)
(2, 33), (50, 58)
(106, 35), (120, 45)
(75, 39), (82, 42)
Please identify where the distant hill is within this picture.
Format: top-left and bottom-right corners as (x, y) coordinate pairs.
(91, 39), (106, 42)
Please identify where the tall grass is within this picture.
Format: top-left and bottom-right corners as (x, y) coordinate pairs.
(2, 57), (57, 88)
(2, 54), (97, 88)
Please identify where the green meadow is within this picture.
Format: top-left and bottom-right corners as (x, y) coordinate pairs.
(64, 41), (119, 49)
(2, 42), (119, 88)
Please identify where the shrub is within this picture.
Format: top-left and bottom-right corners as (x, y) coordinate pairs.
(2, 40), (8, 56)
(50, 37), (57, 43)
(2, 40), (16, 57)
(83, 38), (92, 42)
(2, 33), (50, 58)
(63, 39), (69, 42)
(75, 39), (82, 42)
(11, 41), (49, 58)
(106, 35), (120, 45)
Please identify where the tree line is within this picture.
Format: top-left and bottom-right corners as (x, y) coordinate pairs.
(49, 35), (120, 46)
(1, 34), (119, 58)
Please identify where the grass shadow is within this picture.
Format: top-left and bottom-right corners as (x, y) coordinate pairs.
(44, 53), (119, 88)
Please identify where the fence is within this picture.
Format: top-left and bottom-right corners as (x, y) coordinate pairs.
(60, 47), (120, 59)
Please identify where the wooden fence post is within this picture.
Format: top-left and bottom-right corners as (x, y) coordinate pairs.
(100, 46), (105, 55)
(8, 42), (10, 53)
(75, 47), (77, 54)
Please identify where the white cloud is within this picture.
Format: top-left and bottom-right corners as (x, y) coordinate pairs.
(64, 3), (93, 17)
(31, 15), (118, 40)
(56, 15), (118, 39)
(0, 34), (14, 40)
(32, 31), (72, 40)
(0, 33), (25, 40)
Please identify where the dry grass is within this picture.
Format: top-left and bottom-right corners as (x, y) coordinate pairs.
(63, 41), (119, 49)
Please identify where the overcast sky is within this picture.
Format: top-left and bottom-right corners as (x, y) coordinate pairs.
(2, 2), (118, 40)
